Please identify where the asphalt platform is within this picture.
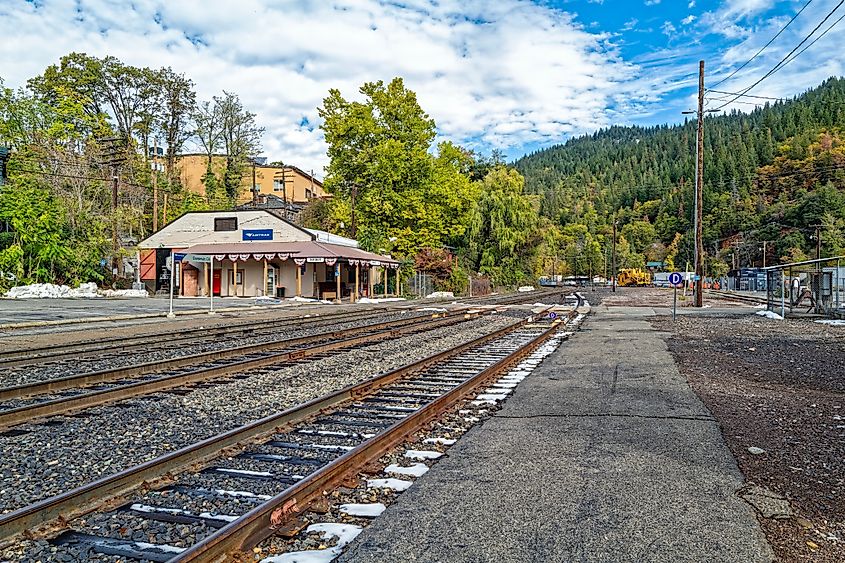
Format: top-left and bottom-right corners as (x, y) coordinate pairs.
(340, 305), (774, 563)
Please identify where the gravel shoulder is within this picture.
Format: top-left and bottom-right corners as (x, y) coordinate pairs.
(0, 314), (517, 514)
(651, 313), (845, 562)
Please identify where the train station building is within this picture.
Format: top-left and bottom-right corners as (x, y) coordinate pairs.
(136, 210), (399, 301)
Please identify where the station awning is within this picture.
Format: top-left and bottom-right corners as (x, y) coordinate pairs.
(182, 241), (400, 267)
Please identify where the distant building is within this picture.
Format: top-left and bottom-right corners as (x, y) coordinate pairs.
(173, 154), (330, 205)
(136, 210), (397, 301)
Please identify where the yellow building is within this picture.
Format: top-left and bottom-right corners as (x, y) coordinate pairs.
(174, 154), (329, 204)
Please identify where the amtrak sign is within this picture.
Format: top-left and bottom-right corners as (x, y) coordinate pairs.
(242, 229), (273, 241)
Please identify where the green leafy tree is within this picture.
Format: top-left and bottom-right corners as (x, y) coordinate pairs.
(467, 166), (537, 285)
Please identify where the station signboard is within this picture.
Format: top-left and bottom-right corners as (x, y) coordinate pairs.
(242, 229), (273, 241)
(187, 254), (211, 263)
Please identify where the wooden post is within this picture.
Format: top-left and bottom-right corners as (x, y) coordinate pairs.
(233, 260), (238, 297)
(383, 267), (387, 298)
(353, 264), (359, 302)
(335, 262), (341, 303)
(368, 266), (373, 298)
(263, 258), (268, 296)
(296, 264), (302, 297)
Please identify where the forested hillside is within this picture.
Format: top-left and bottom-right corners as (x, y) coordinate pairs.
(514, 77), (845, 274)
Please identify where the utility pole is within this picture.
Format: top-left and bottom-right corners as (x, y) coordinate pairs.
(152, 141), (159, 231)
(611, 216), (617, 292)
(815, 225), (822, 261)
(99, 136), (128, 278)
(252, 159), (258, 205)
(693, 60), (705, 307)
(350, 183), (358, 239)
(281, 166), (288, 219)
(762, 241), (767, 268)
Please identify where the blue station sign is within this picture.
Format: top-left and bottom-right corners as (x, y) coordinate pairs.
(242, 229), (273, 241)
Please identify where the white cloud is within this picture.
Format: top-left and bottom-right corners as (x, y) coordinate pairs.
(681, 15), (696, 25)
(688, 1), (696, 7)
(645, 0), (662, 6)
(0, 0), (641, 173)
(661, 21), (676, 36)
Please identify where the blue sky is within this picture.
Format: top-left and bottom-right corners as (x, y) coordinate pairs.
(1, 0), (843, 173)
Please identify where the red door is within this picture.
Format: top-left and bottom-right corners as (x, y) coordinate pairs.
(212, 270), (221, 296)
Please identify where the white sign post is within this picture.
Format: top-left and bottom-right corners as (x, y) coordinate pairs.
(209, 255), (215, 315)
(669, 272), (683, 321)
(167, 252), (176, 318)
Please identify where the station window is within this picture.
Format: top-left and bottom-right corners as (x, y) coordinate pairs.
(214, 217), (237, 231)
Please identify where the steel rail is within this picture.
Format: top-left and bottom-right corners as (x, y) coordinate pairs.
(0, 315), (541, 544)
(0, 312), (477, 429)
(0, 309), (393, 368)
(0, 311), (450, 402)
(172, 313), (570, 562)
(705, 289), (768, 305)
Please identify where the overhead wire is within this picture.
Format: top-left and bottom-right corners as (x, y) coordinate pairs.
(711, 0), (845, 111)
(709, 0), (814, 89)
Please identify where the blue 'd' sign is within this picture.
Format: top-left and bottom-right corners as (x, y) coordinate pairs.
(669, 272), (683, 286)
(242, 229), (273, 241)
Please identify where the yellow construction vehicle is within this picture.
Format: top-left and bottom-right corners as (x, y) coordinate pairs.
(617, 268), (652, 287)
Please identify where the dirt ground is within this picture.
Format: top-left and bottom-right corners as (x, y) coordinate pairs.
(651, 313), (845, 562)
(599, 286), (752, 309)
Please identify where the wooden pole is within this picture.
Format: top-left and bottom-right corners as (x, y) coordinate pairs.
(263, 258), (268, 296)
(233, 260), (237, 297)
(694, 59), (705, 307)
(383, 267), (387, 298)
(354, 264), (359, 302)
(296, 264), (302, 297)
(368, 266), (373, 298)
(336, 262), (341, 303)
(204, 262), (209, 297)
(152, 142), (159, 232)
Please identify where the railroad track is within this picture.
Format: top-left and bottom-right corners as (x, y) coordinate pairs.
(705, 289), (768, 305)
(0, 308), (403, 369)
(0, 307), (579, 562)
(459, 288), (570, 306)
(0, 310), (480, 430)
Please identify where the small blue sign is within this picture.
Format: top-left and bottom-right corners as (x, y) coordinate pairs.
(173, 252), (186, 262)
(548, 311), (557, 319)
(243, 229), (273, 241)
(669, 272), (683, 286)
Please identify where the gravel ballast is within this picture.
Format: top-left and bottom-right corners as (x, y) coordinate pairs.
(0, 314), (518, 514)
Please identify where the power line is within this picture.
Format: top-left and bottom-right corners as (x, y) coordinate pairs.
(709, 0), (814, 89)
(706, 89), (784, 101)
(780, 10), (845, 68)
(712, 0), (845, 111)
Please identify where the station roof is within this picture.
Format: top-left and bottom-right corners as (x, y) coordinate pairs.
(181, 240), (399, 266)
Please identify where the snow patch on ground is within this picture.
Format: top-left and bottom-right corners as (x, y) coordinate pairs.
(5, 282), (97, 299)
(367, 478), (413, 491)
(384, 462), (429, 477)
(756, 310), (784, 320)
(4, 282), (153, 299)
(815, 319), (845, 326)
(262, 523), (363, 563)
(404, 450), (443, 460)
(416, 307), (448, 312)
(517, 286), (535, 292)
(100, 288), (149, 298)
(357, 297), (407, 303)
(286, 296), (333, 304)
(423, 437), (456, 446)
(339, 502), (387, 517)
(426, 291), (454, 299)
